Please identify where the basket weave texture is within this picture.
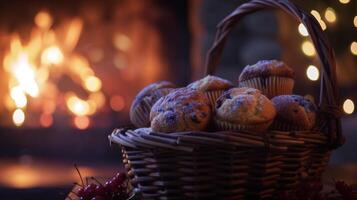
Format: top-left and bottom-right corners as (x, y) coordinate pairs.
(110, 0), (344, 199)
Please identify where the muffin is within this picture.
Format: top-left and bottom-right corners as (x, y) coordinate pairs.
(188, 75), (233, 108)
(130, 81), (175, 128)
(150, 88), (211, 133)
(270, 95), (317, 131)
(239, 60), (294, 98)
(215, 87), (276, 132)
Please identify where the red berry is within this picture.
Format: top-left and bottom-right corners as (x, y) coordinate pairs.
(114, 173), (126, 184)
(95, 184), (107, 196)
(83, 183), (97, 199)
(104, 180), (118, 193)
(77, 187), (85, 197)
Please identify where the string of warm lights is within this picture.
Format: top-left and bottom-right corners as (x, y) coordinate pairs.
(297, 2), (356, 115)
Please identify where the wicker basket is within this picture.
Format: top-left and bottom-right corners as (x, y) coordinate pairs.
(109, 0), (344, 199)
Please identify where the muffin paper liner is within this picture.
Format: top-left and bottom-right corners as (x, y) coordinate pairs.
(131, 88), (172, 128)
(239, 76), (294, 98)
(205, 90), (225, 109)
(214, 118), (273, 132)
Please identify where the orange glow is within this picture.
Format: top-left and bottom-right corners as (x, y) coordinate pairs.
(113, 54), (127, 69)
(36, 67), (50, 84)
(74, 116), (90, 130)
(40, 114), (53, 127)
(4, 95), (16, 110)
(89, 92), (106, 109)
(43, 101), (56, 114)
(110, 95), (125, 112)
(113, 33), (131, 51)
(88, 48), (104, 63)
(41, 46), (64, 65)
(13, 109), (25, 127)
(34, 11), (53, 29)
(1, 166), (39, 188)
(68, 54), (94, 81)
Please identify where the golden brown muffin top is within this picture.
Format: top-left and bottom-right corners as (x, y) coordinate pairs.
(150, 88), (211, 133)
(271, 95), (316, 129)
(188, 75), (233, 91)
(239, 60), (294, 82)
(215, 87), (276, 125)
(131, 81), (176, 109)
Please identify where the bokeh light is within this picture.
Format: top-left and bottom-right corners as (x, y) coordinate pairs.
(339, 0), (350, 4)
(310, 10), (327, 30)
(84, 76), (102, 92)
(113, 34), (131, 51)
(301, 41), (316, 57)
(34, 11), (53, 29)
(40, 114), (53, 128)
(66, 95), (90, 116)
(41, 46), (64, 65)
(298, 23), (309, 36)
(13, 109), (25, 127)
(73, 116), (90, 130)
(343, 99), (354, 114)
(110, 95), (125, 112)
(351, 42), (357, 55)
(324, 7), (337, 23)
(10, 86), (27, 108)
(306, 65), (319, 81)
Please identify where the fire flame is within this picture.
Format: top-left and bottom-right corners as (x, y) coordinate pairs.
(2, 10), (104, 128)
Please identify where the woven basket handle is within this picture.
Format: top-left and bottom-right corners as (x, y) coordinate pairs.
(204, 0), (343, 148)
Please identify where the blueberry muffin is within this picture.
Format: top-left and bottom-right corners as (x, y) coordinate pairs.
(130, 81), (175, 128)
(239, 60), (294, 98)
(215, 87), (276, 132)
(150, 88), (211, 133)
(188, 75), (233, 108)
(270, 95), (317, 131)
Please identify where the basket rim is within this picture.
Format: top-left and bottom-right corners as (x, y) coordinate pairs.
(109, 128), (329, 152)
